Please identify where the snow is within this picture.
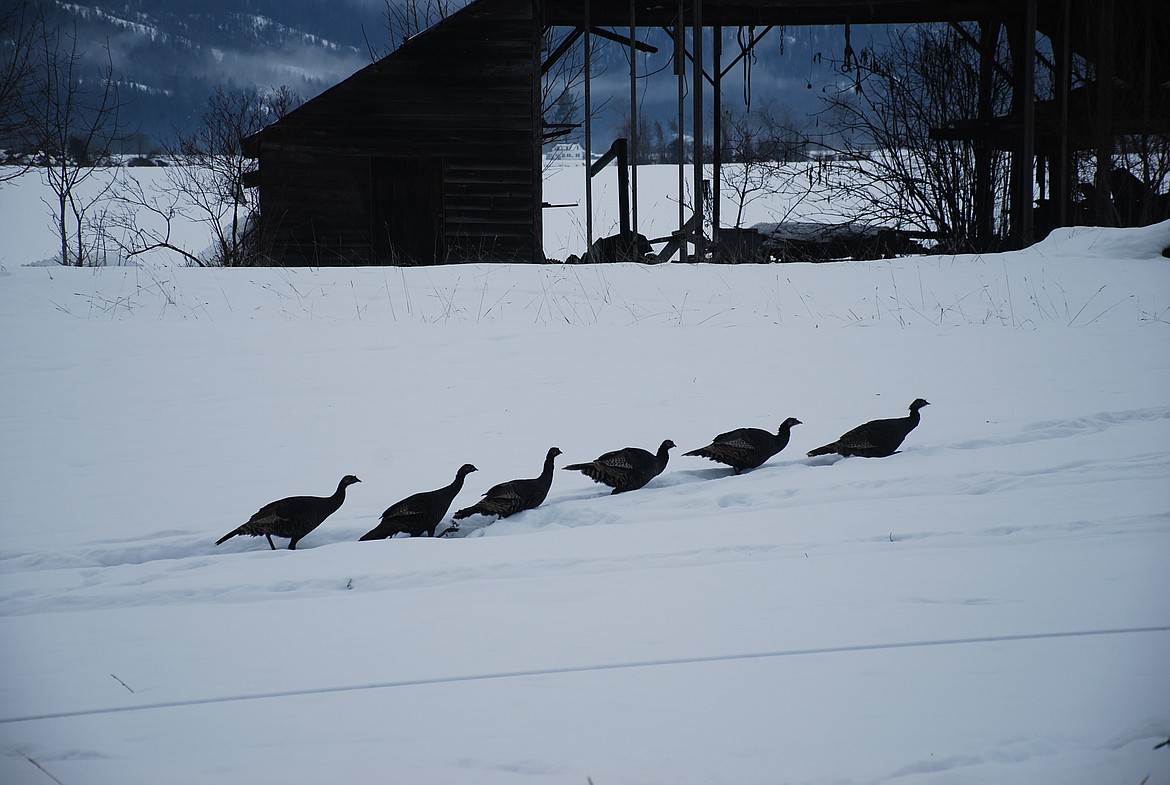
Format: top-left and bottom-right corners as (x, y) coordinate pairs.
(1, 166), (1169, 785)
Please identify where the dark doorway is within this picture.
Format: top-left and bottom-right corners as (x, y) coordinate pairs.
(371, 157), (444, 264)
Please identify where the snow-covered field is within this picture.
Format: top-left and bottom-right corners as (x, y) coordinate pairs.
(1, 166), (1169, 785)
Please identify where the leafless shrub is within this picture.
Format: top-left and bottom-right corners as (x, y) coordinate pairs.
(111, 86), (302, 267)
(718, 102), (812, 229)
(814, 24), (1013, 252)
(21, 20), (128, 265)
(0, 0), (45, 179)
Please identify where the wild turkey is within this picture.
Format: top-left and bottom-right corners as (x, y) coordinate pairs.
(807, 399), (930, 458)
(684, 417), (802, 474)
(453, 447), (562, 520)
(563, 440), (675, 494)
(360, 464), (478, 540)
(216, 475), (361, 551)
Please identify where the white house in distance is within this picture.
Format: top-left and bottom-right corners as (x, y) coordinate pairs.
(544, 142), (587, 165)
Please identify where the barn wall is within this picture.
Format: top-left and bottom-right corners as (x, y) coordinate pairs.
(250, 0), (541, 265)
(255, 151), (373, 265)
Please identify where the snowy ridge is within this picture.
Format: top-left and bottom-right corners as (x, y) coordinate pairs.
(237, 13), (357, 54)
(55, 2), (196, 47)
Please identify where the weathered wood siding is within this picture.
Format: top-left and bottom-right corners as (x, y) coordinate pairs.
(249, 0), (541, 265)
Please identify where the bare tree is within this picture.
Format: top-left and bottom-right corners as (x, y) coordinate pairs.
(719, 108), (782, 229)
(0, 0), (45, 177)
(175, 86), (292, 266)
(814, 24), (1013, 252)
(1109, 133), (1170, 227)
(542, 27), (588, 147)
(612, 107), (659, 165)
(717, 103), (812, 229)
(383, 0), (458, 53)
(113, 86), (301, 267)
(23, 22), (127, 265)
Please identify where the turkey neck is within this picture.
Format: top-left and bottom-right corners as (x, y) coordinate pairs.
(656, 443), (671, 466)
(326, 480), (351, 511)
(906, 407), (922, 429)
(445, 472), (471, 499)
(539, 452), (558, 482)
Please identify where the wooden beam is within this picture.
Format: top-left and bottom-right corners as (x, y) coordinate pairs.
(1020, 0), (1036, 246)
(949, 21), (1011, 81)
(1054, 0), (1071, 228)
(629, 0), (639, 239)
(664, 26), (715, 87)
(719, 25), (773, 79)
(541, 28), (582, 75)
(975, 19), (999, 250)
(693, 0), (705, 259)
(584, 8), (593, 252)
(1093, 0), (1115, 226)
(1006, 0), (1036, 248)
(675, 6), (686, 262)
(713, 25), (722, 243)
(588, 26), (658, 53)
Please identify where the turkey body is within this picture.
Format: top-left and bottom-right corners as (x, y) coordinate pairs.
(360, 464), (478, 540)
(563, 440), (675, 494)
(453, 447), (562, 520)
(807, 399), (930, 458)
(684, 417), (802, 474)
(216, 475), (361, 550)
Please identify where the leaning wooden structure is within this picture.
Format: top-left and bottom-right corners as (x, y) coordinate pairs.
(243, 0), (1169, 266)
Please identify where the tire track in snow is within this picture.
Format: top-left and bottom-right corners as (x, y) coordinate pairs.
(949, 406), (1170, 450)
(2, 625), (1166, 725)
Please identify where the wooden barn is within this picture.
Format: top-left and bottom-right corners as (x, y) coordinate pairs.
(244, 0), (1168, 266)
(241, 0), (542, 265)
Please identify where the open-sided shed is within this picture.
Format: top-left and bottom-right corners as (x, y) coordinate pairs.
(244, 0), (1168, 266)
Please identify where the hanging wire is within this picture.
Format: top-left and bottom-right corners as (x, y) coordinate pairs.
(843, 22), (855, 72)
(842, 22), (863, 93)
(808, 31), (821, 91)
(738, 25), (754, 111)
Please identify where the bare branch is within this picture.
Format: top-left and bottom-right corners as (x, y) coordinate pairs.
(813, 24), (1012, 252)
(22, 21), (129, 264)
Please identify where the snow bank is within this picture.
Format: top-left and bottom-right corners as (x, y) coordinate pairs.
(0, 172), (1167, 785)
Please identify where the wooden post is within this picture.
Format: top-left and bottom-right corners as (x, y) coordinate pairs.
(692, 0), (704, 260)
(676, 2), (686, 262)
(629, 0), (638, 241)
(1094, 0), (1115, 226)
(1055, 0), (1071, 228)
(1007, 0), (1036, 248)
(975, 19), (998, 251)
(616, 138), (630, 237)
(589, 140), (631, 238)
(1020, 0), (1035, 246)
(713, 25), (722, 248)
(584, 6), (593, 254)
(532, 0), (544, 261)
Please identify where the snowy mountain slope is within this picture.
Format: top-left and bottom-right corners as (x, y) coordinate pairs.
(36, 0), (383, 145)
